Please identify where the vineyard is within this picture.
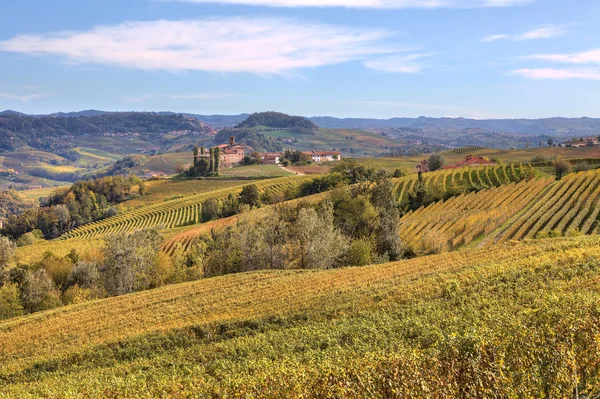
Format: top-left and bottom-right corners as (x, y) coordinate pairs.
(491, 169), (600, 243)
(2, 236), (600, 397)
(60, 176), (311, 240)
(392, 163), (535, 205)
(399, 178), (553, 249)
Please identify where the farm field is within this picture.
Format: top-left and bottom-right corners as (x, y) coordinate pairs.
(131, 152), (192, 175)
(2, 236), (600, 397)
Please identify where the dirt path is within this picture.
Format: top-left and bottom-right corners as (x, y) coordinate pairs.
(278, 165), (305, 175)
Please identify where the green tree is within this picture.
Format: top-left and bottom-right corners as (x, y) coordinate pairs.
(239, 184), (261, 208)
(202, 198), (222, 222)
(346, 238), (374, 266)
(427, 154), (444, 172)
(0, 237), (15, 281)
(102, 229), (163, 296)
(20, 269), (60, 314)
(138, 181), (146, 196)
(371, 178), (402, 260)
(0, 283), (22, 320)
(214, 147), (221, 173)
(555, 161), (570, 180)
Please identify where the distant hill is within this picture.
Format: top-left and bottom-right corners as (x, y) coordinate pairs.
(309, 116), (600, 136)
(49, 110), (110, 118)
(0, 112), (213, 153)
(237, 111), (317, 130)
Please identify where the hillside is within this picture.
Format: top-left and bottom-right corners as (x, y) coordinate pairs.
(237, 111), (317, 130)
(2, 236), (600, 397)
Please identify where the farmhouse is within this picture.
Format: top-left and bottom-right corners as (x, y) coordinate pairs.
(416, 160), (429, 173)
(303, 151), (342, 163)
(443, 155), (496, 169)
(261, 152), (282, 165)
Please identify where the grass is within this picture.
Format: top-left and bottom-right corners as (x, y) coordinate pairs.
(131, 152), (193, 175)
(2, 236), (600, 397)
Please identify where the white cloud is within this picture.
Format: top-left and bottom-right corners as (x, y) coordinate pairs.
(166, 0), (534, 8)
(364, 53), (434, 73)
(0, 18), (398, 75)
(524, 49), (600, 64)
(125, 93), (241, 102)
(511, 68), (600, 80)
(0, 92), (56, 102)
(482, 24), (567, 42)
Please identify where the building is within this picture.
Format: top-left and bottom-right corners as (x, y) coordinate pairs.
(216, 136), (245, 167)
(443, 155), (496, 170)
(261, 152), (282, 165)
(303, 151), (342, 163)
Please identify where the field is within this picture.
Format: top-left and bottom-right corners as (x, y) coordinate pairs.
(2, 236), (600, 397)
(131, 153), (192, 175)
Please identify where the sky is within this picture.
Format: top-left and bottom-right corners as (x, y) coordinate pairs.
(0, 0), (598, 119)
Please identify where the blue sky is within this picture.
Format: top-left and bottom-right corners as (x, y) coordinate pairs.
(0, 0), (598, 119)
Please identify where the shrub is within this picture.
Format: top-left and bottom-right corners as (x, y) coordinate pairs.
(0, 283), (23, 320)
(20, 269), (61, 313)
(346, 239), (374, 266)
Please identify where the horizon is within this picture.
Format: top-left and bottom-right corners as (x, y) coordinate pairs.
(0, 0), (599, 119)
(2, 108), (600, 121)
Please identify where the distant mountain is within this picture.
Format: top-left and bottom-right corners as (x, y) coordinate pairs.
(0, 110), (26, 116)
(309, 116), (600, 136)
(49, 110), (110, 118)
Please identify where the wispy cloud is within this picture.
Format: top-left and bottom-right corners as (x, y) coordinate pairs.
(124, 92), (241, 102)
(165, 0), (534, 8)
(364, 53), (434, 73)
(0, 91), (56, 102)
(523, 48), (600, 64)
(511, 68), (600, 80)
(0, 18), (399, 75)
(512, 48), (600, 81)
(482, 24), (567, 42)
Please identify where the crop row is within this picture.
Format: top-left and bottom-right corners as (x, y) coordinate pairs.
(399, 177), (552, 249)
(495, 169), (600, 242)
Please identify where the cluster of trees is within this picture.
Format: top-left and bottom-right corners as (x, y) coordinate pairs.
(187, 146), (220, 177)
(0, 229), (203, 320)
(197, 176), (401, 277)
(2, 175), (138, 240)
(0, 190), (36, 219)
(215, 128), (282, 153)
(236, 111), (317, 131)
(280, 149), (312, 166)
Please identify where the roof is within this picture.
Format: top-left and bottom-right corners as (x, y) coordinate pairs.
(304, 151), (341, 156)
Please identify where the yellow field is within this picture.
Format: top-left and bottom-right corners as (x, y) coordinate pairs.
(2, 235), (600, 397)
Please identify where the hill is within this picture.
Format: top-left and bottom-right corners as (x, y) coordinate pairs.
(2, 236), (600, 397)
(237, 111), (317, 130)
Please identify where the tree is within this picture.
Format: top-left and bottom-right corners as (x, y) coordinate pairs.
(138, 181), (147, 196)
(193, 145), (199, 165)
(102, 229), (163, 296)
(427, 154), (444, 172)
(547, 138), (554, 147)
(292, 204), (347, 269)
(214, 147), (221, 173)
(371, 178), (402, 260)
(239, 184), (261, 208)
(20, 269), (60, 313)
(555, 161), (570, 180)
(202, 198), (222, 222)
(0, 283), (22, 320)
(0, 237), (15, 280)
(346, 238), (374, 266)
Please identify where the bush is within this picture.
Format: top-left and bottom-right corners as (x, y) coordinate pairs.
(427, 154), (445, 172)
(346, 239), (374, 266)
(16, 232), (36, 247)
(0, 283), (23, 320)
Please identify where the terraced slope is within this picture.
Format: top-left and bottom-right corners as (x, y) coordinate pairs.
(399, 178), (553, 249)
(60, 176), (311, 240)
(1, 236), (600, 397)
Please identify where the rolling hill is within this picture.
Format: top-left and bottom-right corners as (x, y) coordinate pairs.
(2, 236), (600, 397)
